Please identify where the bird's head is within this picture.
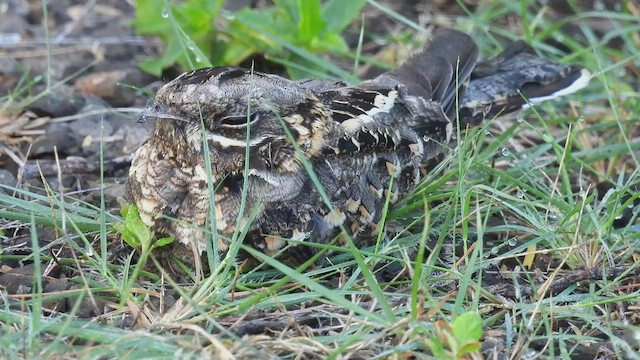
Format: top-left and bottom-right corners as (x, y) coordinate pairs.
(138, 67), (331, 178)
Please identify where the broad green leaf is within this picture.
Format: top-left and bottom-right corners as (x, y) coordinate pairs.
(272, 0), (299, 23)
(119, 204), (131, 218)
(227, 9), (286, 53)
(174, 3), (214, 38)
(322, 0), (368, 32)
(221, 41), (257, 65)
(458, 342), (482, 355)
(114, 223), (139, 248)
(451, 311), (483, 346)
(133, 0), (170, 34)
(139, 58), (165, 77)
(129, 218), (151, 252)
(164, 38), (194, 70)
(311, 32), (348, 53)
(297, 0), (325, 42)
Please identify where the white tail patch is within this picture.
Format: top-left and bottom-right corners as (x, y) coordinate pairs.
(524, 69), (591, 108)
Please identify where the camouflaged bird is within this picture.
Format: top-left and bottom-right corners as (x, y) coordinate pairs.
(125, 29), (590, 272)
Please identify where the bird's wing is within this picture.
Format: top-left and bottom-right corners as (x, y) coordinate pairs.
(296, 78), (348, 93)
(313, 29), (479, 157)
(379, 28), (479, 116)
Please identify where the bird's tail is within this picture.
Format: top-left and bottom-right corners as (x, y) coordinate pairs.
(459, 41), (591, 125)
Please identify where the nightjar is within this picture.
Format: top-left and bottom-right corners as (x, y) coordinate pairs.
(125, 29), (590, 272)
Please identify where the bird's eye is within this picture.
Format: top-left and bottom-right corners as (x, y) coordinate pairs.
(219, 113), (259, 128)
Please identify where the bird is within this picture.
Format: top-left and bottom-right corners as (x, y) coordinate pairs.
(125, 28), (590, 275)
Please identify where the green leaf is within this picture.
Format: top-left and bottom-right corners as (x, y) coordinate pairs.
(272, 0), (299, 23)
(139, 57), (167, 77)
(154, 237), (175, 248)
(128, 218), (151, 249)
(322, 0), (368, 32)
(117, 203), (153, 251)
(227, 8), (286, 53)
(124, 203), (140, 221)
(451, 311), (483, 346)
(163, 38), (193, 70)
(174, 3), (214, 38)
(114, 222), (139, 248)
(458, 342), (482, 355)
(297, 0), (326, 42)
(121, 231), (139, 248)
(119, 204), (131, 218)
(133, 0), (170, 34)
(221, 41), (256, 65)
(311, 32), (348, 53)
(427, 334), (445, 358)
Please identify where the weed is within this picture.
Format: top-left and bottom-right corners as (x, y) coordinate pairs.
(134, 0), (367, 79)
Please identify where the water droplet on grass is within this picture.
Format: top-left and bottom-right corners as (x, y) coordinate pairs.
(594, 0), (605, 10)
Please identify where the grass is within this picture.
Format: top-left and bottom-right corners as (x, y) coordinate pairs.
(1, 0), (640, 359)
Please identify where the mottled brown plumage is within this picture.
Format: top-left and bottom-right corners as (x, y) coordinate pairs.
(125, 29), (590, 274)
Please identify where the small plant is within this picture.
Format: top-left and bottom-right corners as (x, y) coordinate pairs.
(114, 204), (173, 301)
(115, 203), (173, 254)
(133, 0), (367, 78)
(429, 311), (483, 359)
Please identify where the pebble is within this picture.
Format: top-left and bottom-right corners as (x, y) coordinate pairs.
(74, 67), (150, 107)
(27, 85), (86, 118)
(0, 58), (21, 95)
(30, 122), (80, 156)
(0, 169), (17, 194)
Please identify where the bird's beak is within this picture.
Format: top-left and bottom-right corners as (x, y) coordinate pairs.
(138, 102), (189, 123)
(137, 111), (149, 123)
